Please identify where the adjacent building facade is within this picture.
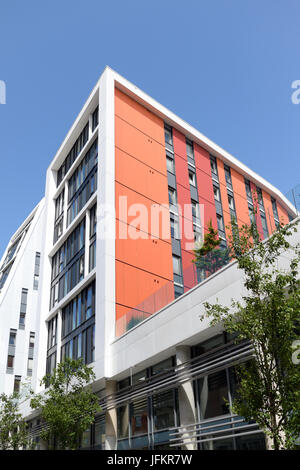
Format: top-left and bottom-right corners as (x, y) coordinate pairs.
(0, 67), (297, 450)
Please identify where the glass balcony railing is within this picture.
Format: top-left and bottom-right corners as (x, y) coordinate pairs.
(285, 183), (300, 218)
(116, 247), (231, 337)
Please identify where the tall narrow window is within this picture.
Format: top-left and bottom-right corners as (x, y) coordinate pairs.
(7, 355), (14, 369)
(271, 197), (280, 228)
(9, 330), (16, 346)
(166, 153), (175, 174)
(164, 125), (173, 150)
(210, 156), (218, 178)
(47, 316), (57, 350)
(186, 139), (195, 164)
(7, 330), (16, 372)
(245, 179), (253, 202)
(92, 106), (99, 132)
(191, 200), (200, 223)
(261, 213), (269, 239)
(224, 164), (232, 187)
(188, 169), (196, 186)
(172, 255), (182, 276)
(19, 288), (28, 329)
(213, 185), (220, 202)
(217, 214), (225, 232)
(33, 252), (41, 290)
(168, 187), (177, 207)
(14, 376), (21, 393)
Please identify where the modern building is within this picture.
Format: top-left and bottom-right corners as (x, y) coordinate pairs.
(0, 67), (297, 450)
(0, 200), (44, 396)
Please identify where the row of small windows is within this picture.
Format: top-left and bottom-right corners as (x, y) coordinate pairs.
(61, 324), (95, 365)
(67, 169), (97, 226)
(245, 179), (269, 239)
(57, 123), (89, 187)
(50, 199), (98, 309)
(51, 219), (85, 282)
(46, 281), (96, 379)
(67, 139), (98, 226)
(213, 156), (282, 241)
(166, 124), (291, 269)
(211, 156), (227, 246)
(0, 222), (32, 290)
(164, 124), (203, 299)
(50, 255), (84, 309)
(68, 139), (98, 203)
(164, 125), (184, 298)
(54, 141), (97, 243)
(7, 330), (35, 380)
(61, 281), (95, 338)
(56, 106), (99, 188)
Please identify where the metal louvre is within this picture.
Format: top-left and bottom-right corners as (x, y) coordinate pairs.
(28, 341), (254, 441)
(100, 341), (254, 411)
(169, 414), (263, 447)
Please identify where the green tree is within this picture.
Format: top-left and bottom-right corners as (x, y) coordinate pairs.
(30, 358), (101, 450)
(0, 392), (33, 450)
(201, 217), (300, 449)
(193, 219), (230, 279)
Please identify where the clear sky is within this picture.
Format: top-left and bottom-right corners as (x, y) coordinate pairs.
(0, 0), (300, 255)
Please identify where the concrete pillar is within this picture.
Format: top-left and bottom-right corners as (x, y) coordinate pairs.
(105, 379), (117, 450)
(176, 346), (197, 450)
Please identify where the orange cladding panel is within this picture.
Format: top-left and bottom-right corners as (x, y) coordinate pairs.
(231, 168), (250, 227)
(116, 261), (174, 313)
(115, 148), (168, 205)
(115, 182), (171, 242)
(116, 219), (173, 280)
(115, 88), (165, 144)
(115, 88), (173, 325)
(115, 116), (166, 174)
(277, 203), (289, 226)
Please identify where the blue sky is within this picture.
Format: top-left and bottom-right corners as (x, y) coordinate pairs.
(0, 0), (299, 255)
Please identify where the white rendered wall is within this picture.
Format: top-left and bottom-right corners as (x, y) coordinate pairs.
(0, 199), (45, 395)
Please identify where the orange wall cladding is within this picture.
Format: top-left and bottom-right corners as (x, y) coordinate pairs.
(115, 88), (174, 335)
(114, 87), (291, 335)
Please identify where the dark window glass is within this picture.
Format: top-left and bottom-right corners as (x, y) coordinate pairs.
(224, 164), (232, 186)
(186, 139), (194, 162)
(14, 376), (21, 393)
(153, 390), (176, 431)
(7, 355), (14, 368)
(198, 370), (229, 419)
(9, 331), (16, 346)
(151, 358), (173, 376)
(245, 179), (253, 202)
(131, 397), (148, 436)
(260, 212), (269, 239)
(50, 219), (85, 307)
(164, 125), (173, 148)
(57, 123), (89, 187)
(117, 406), (129, 439)
(92, 106), (99, 132)
(210, 156), (218, 177)
(90, 204), (97, 237)
(47, 315), (57, 350)
(61, 281), (95, 337)
(174, 284), (184, 299)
